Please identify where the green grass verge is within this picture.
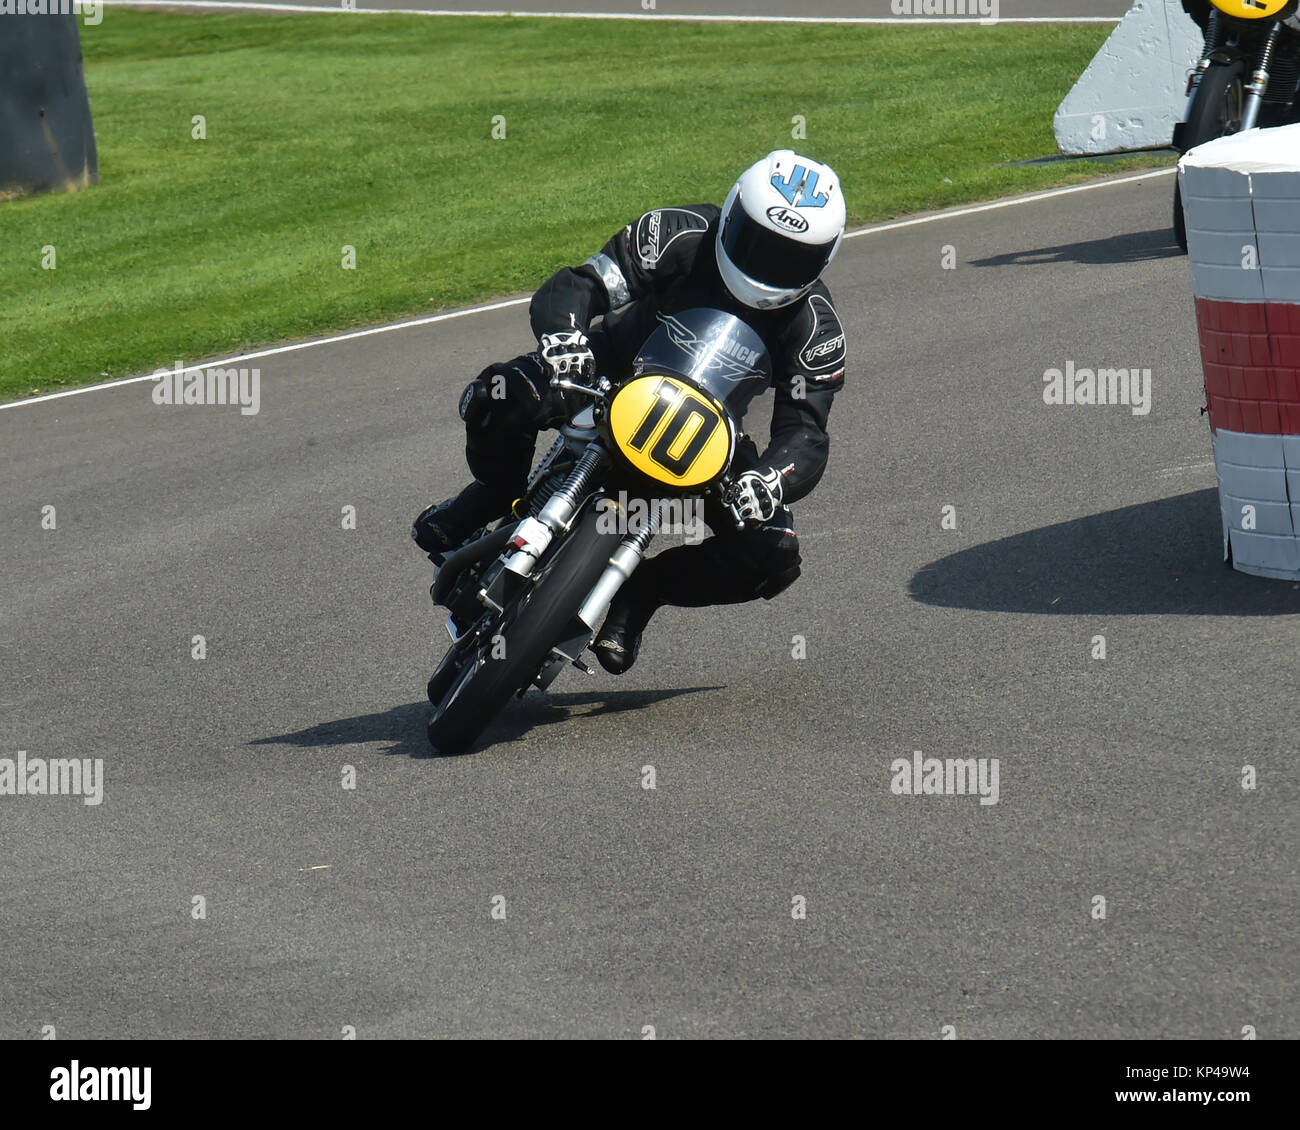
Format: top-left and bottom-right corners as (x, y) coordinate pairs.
(0, 11), (1172, 399)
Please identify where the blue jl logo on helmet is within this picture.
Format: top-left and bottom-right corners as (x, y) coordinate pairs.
(770, 165), (830, 209)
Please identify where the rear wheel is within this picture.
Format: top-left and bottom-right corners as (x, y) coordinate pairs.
(426, 502), (618, 753)
(1174, 57), (1247, 252)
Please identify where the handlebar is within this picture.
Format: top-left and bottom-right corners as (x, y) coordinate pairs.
(549, 374), (612, 400)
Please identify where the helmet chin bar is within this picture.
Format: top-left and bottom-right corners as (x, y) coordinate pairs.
(743, 287), (808, 310)
(716, 243), (809, 309)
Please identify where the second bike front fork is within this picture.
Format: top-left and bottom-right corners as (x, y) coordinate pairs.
(1241, 23), (1282, 132)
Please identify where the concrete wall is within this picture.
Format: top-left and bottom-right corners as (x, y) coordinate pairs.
(1054, 0), (1204, 156)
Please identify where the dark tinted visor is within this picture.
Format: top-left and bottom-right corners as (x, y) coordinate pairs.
(719, 195), (836, 290)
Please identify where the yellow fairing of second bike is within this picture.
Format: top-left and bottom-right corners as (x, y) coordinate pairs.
(1210, 0), (1291, 19)
(608, 375), (732, 489)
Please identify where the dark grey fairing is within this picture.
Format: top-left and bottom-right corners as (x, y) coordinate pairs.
(631, 308), (772, 426)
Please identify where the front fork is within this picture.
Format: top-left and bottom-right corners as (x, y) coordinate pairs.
(1181, 10), (1222, 133)
(478, 443), (610, 613)
(1242, 23), (1282, 132)
(533, 497), (666, 691)
(1185, 21), (1282, 137)
(574, 499), (664, 639)
(574, 473), (737, 639)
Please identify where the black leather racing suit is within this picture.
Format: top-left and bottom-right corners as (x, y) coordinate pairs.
(460, 203), (847, 611)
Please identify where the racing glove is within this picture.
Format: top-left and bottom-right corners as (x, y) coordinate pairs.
(729, 466), (785, 524)
(539, 330), (595, 383)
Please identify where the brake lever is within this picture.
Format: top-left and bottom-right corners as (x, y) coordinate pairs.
(549, 374), (611, 400)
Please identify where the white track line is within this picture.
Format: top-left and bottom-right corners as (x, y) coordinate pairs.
(843, 167), (1175, 239)
(99, 2), (1121, 23)
(2, 298), (530, 410)
(0, 168), (1175, 413)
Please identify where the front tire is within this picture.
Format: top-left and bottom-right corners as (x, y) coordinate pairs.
(426, 502), (618, 753)
(427, 646), (462, 704)
(1174, 56), (1247, 252)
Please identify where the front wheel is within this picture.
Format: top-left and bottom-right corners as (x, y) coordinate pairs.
(426, 502), (618, 753)
(1174, 56), (1247, 251)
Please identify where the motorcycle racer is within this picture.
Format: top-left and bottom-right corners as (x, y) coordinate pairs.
(413, 150), (849, 674)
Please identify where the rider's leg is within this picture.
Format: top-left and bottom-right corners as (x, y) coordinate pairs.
(594, 504), (802, 674)
(412, 354), (565, 558)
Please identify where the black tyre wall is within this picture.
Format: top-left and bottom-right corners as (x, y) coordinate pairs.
(1180, 56), (1248, 153)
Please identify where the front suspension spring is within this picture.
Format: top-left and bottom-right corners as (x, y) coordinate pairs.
(542, 446), (609, 525)
(1250, 24), (1282, 98)
(1203, 10), (1222, 57)
(620, 499), (663, 555)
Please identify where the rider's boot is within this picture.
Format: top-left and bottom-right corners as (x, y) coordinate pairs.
(593, 533), (801, 675)
(592, 547), (721, 675)
(593, 586), (659, 675)
(412, 480), (513, 560)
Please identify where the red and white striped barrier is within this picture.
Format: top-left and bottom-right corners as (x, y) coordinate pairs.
(1180, 125), (1300, 581)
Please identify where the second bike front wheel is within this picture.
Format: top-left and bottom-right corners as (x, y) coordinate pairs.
(1174, 56), (1247, 252)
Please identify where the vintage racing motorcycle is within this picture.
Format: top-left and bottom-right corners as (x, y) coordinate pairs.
(423, 308), (770, 753)
(1174, 0), (1300, 249)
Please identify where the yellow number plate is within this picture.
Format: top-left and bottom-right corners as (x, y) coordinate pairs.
(1210, 0), (1291, 19)
(608, 375), (732, 488)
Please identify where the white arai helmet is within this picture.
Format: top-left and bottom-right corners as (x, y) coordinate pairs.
(715, 150), (846, 310)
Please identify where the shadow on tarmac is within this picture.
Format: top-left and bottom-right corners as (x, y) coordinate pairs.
(967, 227), (1184, 268)
(252, 685), (723, 760)
(909, 489), (1300, 616)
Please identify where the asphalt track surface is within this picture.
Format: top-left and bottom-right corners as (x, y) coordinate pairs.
(189, 1), (1132, 18)
(4, 168), (1297, 1039)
